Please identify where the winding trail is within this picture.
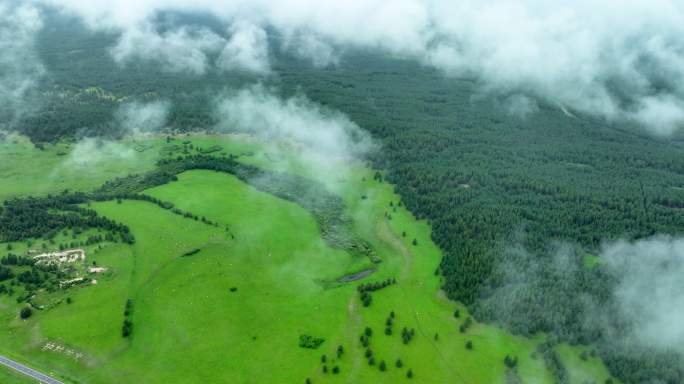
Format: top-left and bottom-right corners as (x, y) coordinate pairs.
(376, 219), (470, 383)
(0, 355), (64, 384)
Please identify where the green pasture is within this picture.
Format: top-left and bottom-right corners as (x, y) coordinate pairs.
(0, 134), (615, 383)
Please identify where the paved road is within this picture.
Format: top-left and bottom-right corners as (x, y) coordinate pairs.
(0, 355), (64, 384)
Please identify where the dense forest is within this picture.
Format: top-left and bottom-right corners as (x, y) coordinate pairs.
(4, 9), (684, 383)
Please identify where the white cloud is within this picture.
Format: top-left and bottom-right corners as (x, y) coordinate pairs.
(0, 3), (45, 127)
(281, 32), (340, 68)
(213, 84), (375, 186)
(31, 0), (684, 134)
(58, 138), (135, 171)
(629, 96), (684, 136)
(601, 236), (684, 353)
(115, 100), (170, 134)
(503, 94), (539, 119)
(110, 23), (224, 75)
(216, 22), (270, 75)
(214, 84), (373, 159)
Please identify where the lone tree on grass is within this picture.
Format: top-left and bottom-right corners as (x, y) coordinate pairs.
(412, 238), (418, 246)
(332, 366), (340, 374)
(407, 369), (413, 378)
(337, 345), (344, 358)
(396, 358), (403, 368)
(361, 292), (372, 307)
(379, 360), (387, 371)
(20, 306), (32, 319)
(122, 320), (133, 337)
(504, 355), (518, 369)
(465, 340), (473, 350)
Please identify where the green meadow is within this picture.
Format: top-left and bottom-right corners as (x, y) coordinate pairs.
(0, 134), (616, 383)
(0, 365), (34, 384)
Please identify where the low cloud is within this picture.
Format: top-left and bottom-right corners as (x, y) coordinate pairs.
(215, 84), (373, 159)
(115, 100), (170, 134)
(214, 84), (375, 183)
(0, 3), (45, 128)
(601, 236), (684, 354)
(628, 96), (684, 136)
(281, 32), (340, 68)
(503, 94), (539, 120)
(58, 138), (135, 171)
(480, 234), (684, 360)
(110, 23), (224, 75)
(216, 22), (270, 75)
(36, 0), (684, 135)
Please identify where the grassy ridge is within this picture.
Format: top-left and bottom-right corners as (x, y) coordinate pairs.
(0, 135), (615, 383)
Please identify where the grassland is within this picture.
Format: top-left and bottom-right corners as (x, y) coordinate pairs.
(0, 133), (616, 383)
(0, 365), (34, 384)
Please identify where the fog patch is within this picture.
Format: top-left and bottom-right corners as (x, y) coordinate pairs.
(41, 0), (684, 135)
(0, 3), (45, 128)
(479, 233), (684, 364)
(110, 23), (224, 75)
(213, 84), (375, 188)
(215, 84), (374, 157)
(282, 32), (341, 68)
(601, 236), (684, 354)
(115, 100), (170, 134)
(216, 22), (270, 75)
(503, 94), (539, 119)
(627, 96), (684, 136)
(59, 138), (136, 170)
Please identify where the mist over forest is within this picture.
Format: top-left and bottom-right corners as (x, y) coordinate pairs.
(2, 2), (684, 384)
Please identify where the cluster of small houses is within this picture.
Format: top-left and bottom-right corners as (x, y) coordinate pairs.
(28, 248), (107, 288)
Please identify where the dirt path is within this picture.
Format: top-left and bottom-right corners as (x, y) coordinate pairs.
(344, 293), (364, 383)
(376, 220), (413, 280)
(377, 218), (469, 383)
